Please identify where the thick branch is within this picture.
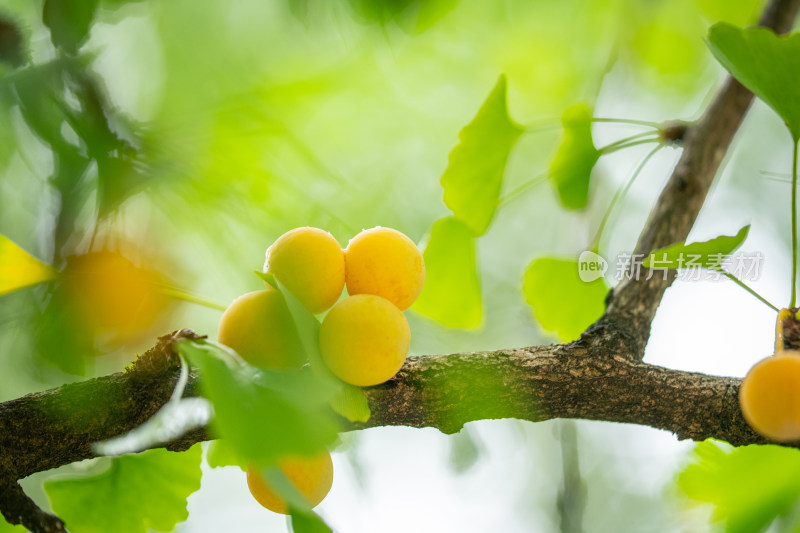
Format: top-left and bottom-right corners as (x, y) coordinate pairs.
(596, 0), (800, 359)
(0, 331), (769, 490)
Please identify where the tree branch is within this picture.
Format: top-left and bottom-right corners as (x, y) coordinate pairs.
(0, 331), (771, 487)
(1, 0), (798, 530)
(596, 0), (800, 359)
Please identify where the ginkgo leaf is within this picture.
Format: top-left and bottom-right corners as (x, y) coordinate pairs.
(0, 234), (57, 296)
(678, 440), (800, 533)
(522, 256), (608, 342)
(550, 103), (600, 210)
(276, 280), (372, 422)
(708, 23), (800, 140)
(45, 446), (202, 533)
(643, 224), (750, 269)
(179, 341), (340, 465)
(441, 75), (523, 236)
(329, 383), (370, 423)
(206, 439), (247, 471)
(258, 467), (333, 532)
(413, 217), (482, 329)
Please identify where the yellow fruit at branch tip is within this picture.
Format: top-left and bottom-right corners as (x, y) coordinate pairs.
(246, 451), (334, 514)
(344, 227), (424, 311)
(218, 288), (305, 368)
(264, 227), (345, 314)
(320, 294), (410, 386)
(740, 350), (800, 442)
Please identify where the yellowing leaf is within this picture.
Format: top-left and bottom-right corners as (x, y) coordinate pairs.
(0, 234), (56, 296)
(441, 75), (523, 236)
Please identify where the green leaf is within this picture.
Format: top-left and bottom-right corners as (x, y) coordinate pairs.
(43, 0), (100, 54)
(92, 398), (213, 456)
(329, 383), (371, 423)
(179, 340), (341, 465)
(258, 467), (333, 532)
(45, 446), (202, 533)
(678, 440), (800, 533)
(413, 217), (482, 329)
(0, 234), (57, 296)
(643, 224), (750, 269)
(550, 103), (600, 210)
(708, 23), (800, 141)
(522, 256), (608, 342)
(255, 270), (278, 289)
(207, 439), (247, 471)
(275, 279), (371, 421)
(441, 74), (523, 236)
(290, 508), (333, 533)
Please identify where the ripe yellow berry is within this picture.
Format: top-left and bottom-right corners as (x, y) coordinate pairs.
(265, 227), (345, 314)
(740, 350), (800, 442)
(218, 288), (305, 368)
(319, 294), (410, 386)
(246, 451), (334, 515)
(62, 251), (168, 341)
(344, 227), (424, 311)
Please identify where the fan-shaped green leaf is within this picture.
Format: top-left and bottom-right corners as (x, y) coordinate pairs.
(708, 23), (800, 141)
(179, 341), (340, 465)
(522, 256), (608, 342)
(550, 104), (600, 210)
(678, 440), (800, 533)
(413, 217), (482, 329)
(441, 75), (523, 236)
(643, 224), (750, 269)
(44, 446), (202, 533)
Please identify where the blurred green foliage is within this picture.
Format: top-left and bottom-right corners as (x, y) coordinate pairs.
(44, 445), (202, 533)
(0, 0), (785, 531)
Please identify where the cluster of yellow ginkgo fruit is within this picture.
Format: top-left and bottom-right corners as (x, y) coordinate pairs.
(216, 225), (425, 514)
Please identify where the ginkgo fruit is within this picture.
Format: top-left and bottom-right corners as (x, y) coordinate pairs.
(61, 251), (168, 341)
(739, 350), (800, 442)
(218, 287), (305, 368)
(320, 294), (410, 386)
(246, 451), (334, 515)
(264, 227), (345, 314)
(344, 227), (424, 311)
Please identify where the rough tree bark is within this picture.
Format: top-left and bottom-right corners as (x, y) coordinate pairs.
(2, 0), (800, 531)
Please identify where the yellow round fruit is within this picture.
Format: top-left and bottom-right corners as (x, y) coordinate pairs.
(740, 350), (800, 442)
(344, 227), (424, 311)
(61, 251), (169, 341)
(265, 227), (345, 314)
(319, 294), (410, 386)
(218, 288), (305, 368)
(246, 451), (334, 515)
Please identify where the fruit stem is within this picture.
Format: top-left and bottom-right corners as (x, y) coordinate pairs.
(160, 286), (227, 312)
(719, 271), (779, 312)
(775, 308), (793, 353)
(792, 140), (799, 308)
(170, 354), (190, 402)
